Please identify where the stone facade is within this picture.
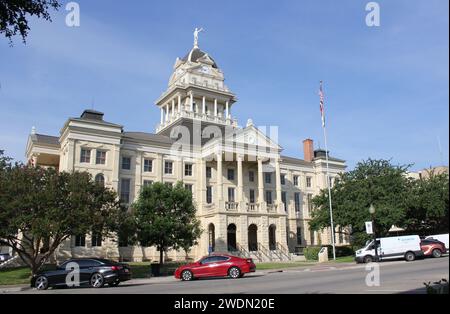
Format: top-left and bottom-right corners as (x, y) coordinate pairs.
(25, 37), (348, 263)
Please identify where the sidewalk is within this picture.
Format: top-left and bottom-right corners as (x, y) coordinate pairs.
(0, 284), (30, 293)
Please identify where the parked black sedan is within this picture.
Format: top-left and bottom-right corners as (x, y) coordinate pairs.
(31, 258), (131, 290)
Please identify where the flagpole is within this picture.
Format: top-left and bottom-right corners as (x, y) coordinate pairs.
(323, 124), (337, 261)
(320, 81), (336, 261)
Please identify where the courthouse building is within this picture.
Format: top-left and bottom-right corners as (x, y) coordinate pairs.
(25, 33), (348, 262)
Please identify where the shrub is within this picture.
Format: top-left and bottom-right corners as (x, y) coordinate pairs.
(325, 245), (355, 258)
(304, 247), (322, 261)
(424, 279), (448, 294)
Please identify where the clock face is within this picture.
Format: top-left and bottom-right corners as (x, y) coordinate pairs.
(200, 66), (210, 74)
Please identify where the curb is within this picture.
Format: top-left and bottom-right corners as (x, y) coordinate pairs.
(0, 286), (30, 293)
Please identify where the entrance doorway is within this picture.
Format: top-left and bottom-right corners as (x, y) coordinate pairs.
(227, 224), (237, 251)
(269, 225), (276, 250)
(248, 224), (258, 252)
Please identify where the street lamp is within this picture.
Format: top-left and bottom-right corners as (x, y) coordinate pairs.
(369, 204), (379, 262)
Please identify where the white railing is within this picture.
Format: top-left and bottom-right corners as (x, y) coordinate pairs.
(267, 204), (278, 213)
(226, 202), (239, 211)
(157, 110), (238, 132)
(247, 203), (259, 212)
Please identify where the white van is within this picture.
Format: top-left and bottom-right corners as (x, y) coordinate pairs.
(355, 235), (423, 263)
(425, 234), (449, 252)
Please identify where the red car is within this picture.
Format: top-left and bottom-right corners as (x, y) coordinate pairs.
(174, 254), (256, 281)
(420, 239), (446, 258)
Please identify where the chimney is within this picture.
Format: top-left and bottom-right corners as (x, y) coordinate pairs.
(303, 139), (314, 162)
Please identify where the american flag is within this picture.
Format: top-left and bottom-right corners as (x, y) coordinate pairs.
(319, 81), (326, 128)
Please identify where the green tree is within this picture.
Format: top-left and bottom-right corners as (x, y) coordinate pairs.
(0, 0), (61, 44)
(133, 182), (202, 266)
(405, 171), (449, 235)
(0, 152), (123, 275)
(309, 159), (411, 247)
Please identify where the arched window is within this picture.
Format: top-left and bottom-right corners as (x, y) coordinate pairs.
(95, 174), (105, 187)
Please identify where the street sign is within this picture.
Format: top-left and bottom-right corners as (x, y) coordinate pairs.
(365, 221), (374, 235)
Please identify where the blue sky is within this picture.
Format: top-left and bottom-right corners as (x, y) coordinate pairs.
(0, 0), (448, 171)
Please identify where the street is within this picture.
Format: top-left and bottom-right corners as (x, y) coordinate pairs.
(14, 257), (449, 294)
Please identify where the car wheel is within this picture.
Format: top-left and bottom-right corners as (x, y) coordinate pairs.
(181, 270), (194, 281)
(363, 255), (373, 264)
(228, 267), (241, 279)
(405, 252), (416, 262)
(90, 273), (105, 288)
(432, 249), (442, 258)
(35, 276), (49, 291)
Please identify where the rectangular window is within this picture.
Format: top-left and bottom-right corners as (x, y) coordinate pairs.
(185, 184), (193, 193)
(75, 234), (86, 247)
(249, 189), (255, 203)
(144, 159), (153, 172)
(306, 177), (312, 188)
(95, 150), (106, 165)
(164, 161), (173, 174)
(185, 164), (193, 176)
(91, 233), (102, 247)
(120, 179), (131, 203)
(265, 173), (272, 184)
(206, 166), (212, 179)
(281, 192), (287, 211)
(294, 193), (301, 212)
(206, 186), (213, 204)
(293, 175), (299, 187)
(249, 171), (255, 182)
(281, 174), (286, 185)
(307, 193), (313, 213)
(228, 188), (235, 202)
(227, 169), (235, 181)
(80, 149), (91, 164)
(265, 191), (273, 205)
(122, 157), (131, 170)
(297, 227), (302, 245)
(143, 180), (153, 187)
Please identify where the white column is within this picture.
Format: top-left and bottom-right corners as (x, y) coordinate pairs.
(202, 96), (206, 115)
(275, 158), (282, 213)
(165, 105), (169, 122)
(258, 157), (264, 204)
(178, 95), (182, 113)
(217, 153), (223, 202)
(172, 99), (175, 117)
(214, 99), (218, 117)
(237, 155), (244, 210)
(157, 154), (163, 183)
(160, 107), (164, 124)
(225, 101), (229, 119)
(190, 93), (194, 112)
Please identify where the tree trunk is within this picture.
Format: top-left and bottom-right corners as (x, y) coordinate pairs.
(159, 247), (164, 266)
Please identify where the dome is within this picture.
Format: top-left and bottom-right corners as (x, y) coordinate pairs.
(182, 48), (218, 69)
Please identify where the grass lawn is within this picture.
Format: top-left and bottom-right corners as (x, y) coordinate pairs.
(331, 256), (355, 263)
(255, 262), (314, 270)
(0, 267), (30, 286)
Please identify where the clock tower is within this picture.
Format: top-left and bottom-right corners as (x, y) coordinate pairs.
(155, 30), (238, 138)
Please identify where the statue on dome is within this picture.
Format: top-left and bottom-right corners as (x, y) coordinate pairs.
(193, 27), (204, 48)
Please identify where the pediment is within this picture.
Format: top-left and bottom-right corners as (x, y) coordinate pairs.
(197, 53), (215, 66)
(226, 125), (282, 150)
